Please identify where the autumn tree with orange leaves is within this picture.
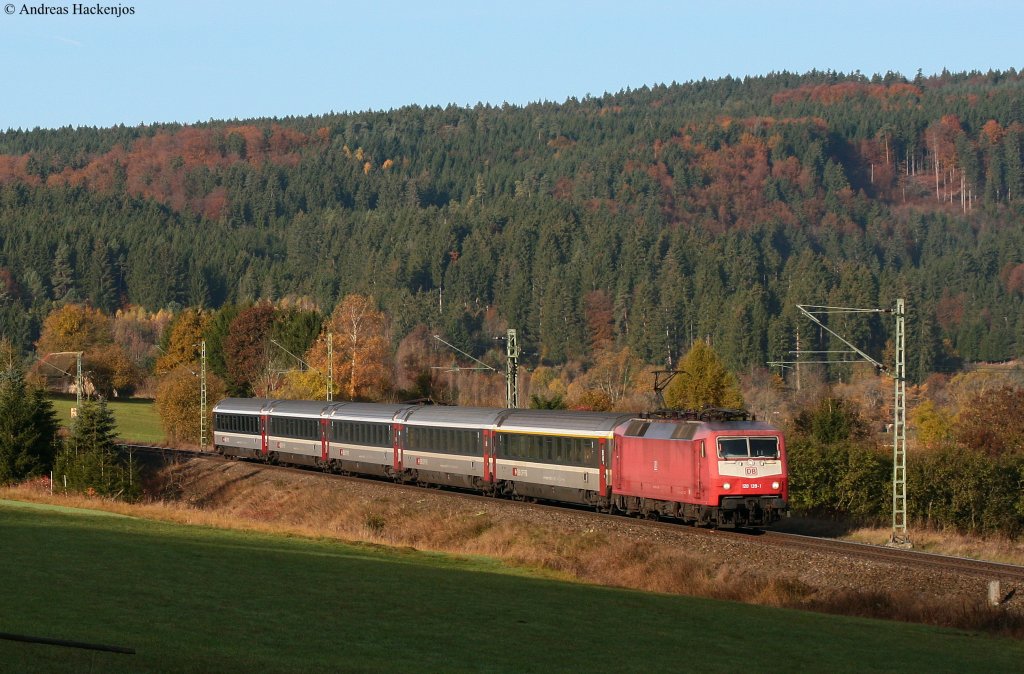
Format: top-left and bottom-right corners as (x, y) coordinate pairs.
(302, 294), (392, 401)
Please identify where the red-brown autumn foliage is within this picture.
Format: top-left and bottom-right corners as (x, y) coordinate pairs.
(0, 124), (326, 220)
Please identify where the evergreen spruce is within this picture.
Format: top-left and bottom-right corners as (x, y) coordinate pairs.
(0, 349), (60, 484)
(54, 399), (140, 500)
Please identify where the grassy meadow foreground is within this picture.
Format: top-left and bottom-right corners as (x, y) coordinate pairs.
(49, 395), (165, 445)
(3, 499), (1024, 673)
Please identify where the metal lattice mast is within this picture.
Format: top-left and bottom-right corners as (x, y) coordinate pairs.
(767, 301), (912, 548)
(890, 300), (909, 546)
(75, 352), (83, 415)
(505, 329), (520, 409)
(327, 331), (333, 402)
(200, 340), (208, 450)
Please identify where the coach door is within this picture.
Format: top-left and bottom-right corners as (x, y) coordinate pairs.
(482, 429), (495, 483)
(260, 414), (269, 456)
(599, 438), (609, 494)
(320, 418), (329, 462)
(392, 423), (404, 471)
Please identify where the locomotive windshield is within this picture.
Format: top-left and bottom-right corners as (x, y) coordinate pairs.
(717, 437), (779, 460)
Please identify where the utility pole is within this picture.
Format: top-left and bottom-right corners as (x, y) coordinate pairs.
(505, 329), (520, 409)
(795, 324), (801, 391)
(891, 300), (909, 547)
(41, 351), (85, 424)
(327, 331), (333, 402)
(75, 352), (83, 414)
(768, 300), (910, 548)
(200, 340), (208, 451)
(431, 332), (521, 408)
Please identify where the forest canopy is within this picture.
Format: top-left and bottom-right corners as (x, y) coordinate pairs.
(2, 69), (1024, 381)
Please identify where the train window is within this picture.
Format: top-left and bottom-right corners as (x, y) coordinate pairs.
(718, 438), (748, 459)
(750, 438), (779, 459)
(671, 423), (697, 440)
(624, 421), (649, 437)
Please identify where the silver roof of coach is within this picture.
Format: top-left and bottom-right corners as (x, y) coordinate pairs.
(498, 409), (635, 434)
(213, 398), (274, 414)
(400, 405), (509, 427)
(327, 402), (416, 423)
(264, 399), (336, 418)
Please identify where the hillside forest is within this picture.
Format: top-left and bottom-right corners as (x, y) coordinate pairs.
(2, 69), (1024, 534)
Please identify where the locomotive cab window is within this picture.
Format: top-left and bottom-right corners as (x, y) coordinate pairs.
(750, 438), (779, 459)
(717, 437), (780, 460)
(718, 438), (749, 459)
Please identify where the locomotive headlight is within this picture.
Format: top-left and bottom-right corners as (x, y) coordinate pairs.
(772, 481), (781, 490)
(722, 482), (731, 490)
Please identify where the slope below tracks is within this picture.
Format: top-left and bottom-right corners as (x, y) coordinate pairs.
(752, 530), (1024, 583)
(118, 443), (1024, 589)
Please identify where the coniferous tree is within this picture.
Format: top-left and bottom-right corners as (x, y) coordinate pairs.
(54, 399), (140, 500)
(0, 342), (60, 483)
(50, 242), (77, 305)
(86, 239), (117, 313)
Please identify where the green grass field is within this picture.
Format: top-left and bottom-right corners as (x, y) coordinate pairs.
(2, 501), (1023, 673)
(49, 396), (165, 444)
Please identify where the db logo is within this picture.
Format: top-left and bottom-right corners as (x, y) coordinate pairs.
(744, 467), (758, 476)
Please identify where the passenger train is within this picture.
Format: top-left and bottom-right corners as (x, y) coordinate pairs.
(212, 398), (788, 527)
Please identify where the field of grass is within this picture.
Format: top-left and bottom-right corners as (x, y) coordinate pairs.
(49, 395), (165, 444)
(2, 500), (1024, 673)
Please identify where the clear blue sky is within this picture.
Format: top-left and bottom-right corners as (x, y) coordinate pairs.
(0, 0), (1021, 131)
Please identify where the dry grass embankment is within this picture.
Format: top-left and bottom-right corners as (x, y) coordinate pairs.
(6, 460), (1024, 638)
(844, 526), (1024, 567)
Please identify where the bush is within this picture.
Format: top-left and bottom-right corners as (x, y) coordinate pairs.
(909, 447), (1023, 536)
(787, 439), (889, 522)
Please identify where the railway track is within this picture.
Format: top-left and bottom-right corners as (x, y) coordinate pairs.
(118, 442), (1024, 583)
